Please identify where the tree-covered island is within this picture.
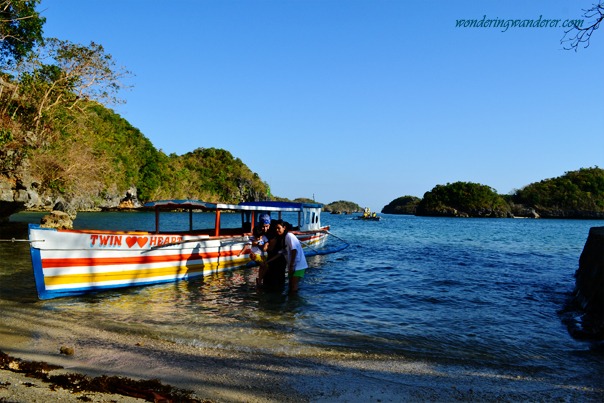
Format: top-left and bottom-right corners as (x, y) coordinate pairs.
(382, 167), (604, 219)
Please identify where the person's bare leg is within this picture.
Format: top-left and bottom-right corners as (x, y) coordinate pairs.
(289, 276), (299, 294)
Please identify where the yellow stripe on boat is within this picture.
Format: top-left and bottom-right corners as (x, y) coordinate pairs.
(44, 259), (249, 286)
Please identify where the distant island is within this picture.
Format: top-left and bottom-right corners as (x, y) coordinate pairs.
(381, 167), (604, 219)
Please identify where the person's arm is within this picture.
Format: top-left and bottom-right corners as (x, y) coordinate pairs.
(289, 249), (297, 274)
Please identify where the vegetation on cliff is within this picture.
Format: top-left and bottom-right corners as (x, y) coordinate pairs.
(324, 200), (361, 213)
(512, 167), (604, 218)
(0, 3), (268, 210)
(0, 1), (45, 64)
(26, 104), (269, 207)
(385, 168), (604, 219)
(416, 182), (510, 218)
(381, 196), (420, 215)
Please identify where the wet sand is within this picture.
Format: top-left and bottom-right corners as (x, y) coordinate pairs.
(2, 339), (603, 403)
(1, 287), (602, 402)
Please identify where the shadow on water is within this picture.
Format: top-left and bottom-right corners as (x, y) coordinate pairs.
(0, 221), (40, 303)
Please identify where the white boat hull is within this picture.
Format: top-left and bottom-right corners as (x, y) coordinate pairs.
(29, 225), (329, 299)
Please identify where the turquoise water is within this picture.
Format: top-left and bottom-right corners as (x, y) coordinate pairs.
(1, 212), (603, 392)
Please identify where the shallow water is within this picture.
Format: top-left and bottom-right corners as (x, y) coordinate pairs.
(1, 212), (603, 391)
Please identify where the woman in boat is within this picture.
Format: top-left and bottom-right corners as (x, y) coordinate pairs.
(274, 219), (308, 295)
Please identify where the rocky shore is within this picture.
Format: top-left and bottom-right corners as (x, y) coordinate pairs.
(0, 172), (141, 222)
(563, 226), (604, 340)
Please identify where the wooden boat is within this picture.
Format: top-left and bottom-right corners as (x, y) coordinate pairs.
(28, 200), (348, 300)
(355, 207), (381, 221)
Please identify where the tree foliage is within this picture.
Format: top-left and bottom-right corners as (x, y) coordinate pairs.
(0, 7), (303, 211)
(324, 200), (361, 213)
(21, 102), (269, 208)
(513, 167), (604, 214)
(6, 38), (130, 134)
(381, 196), (420, 215)
(416, 182), (510, 217)
(0, 0), (45, 65)
(168, 148), (267, 203)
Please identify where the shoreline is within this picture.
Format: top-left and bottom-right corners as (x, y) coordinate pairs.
(2, 346), (603, 403)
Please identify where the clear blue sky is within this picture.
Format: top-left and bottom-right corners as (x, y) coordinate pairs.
(39, 0), (604, 211)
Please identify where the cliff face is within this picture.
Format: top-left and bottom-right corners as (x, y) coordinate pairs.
(0, 169), (39, 221)
(562, 226), (604, 340)
(0, 172), (139, 222)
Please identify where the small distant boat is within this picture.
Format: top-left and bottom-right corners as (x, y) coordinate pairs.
(355, 207), (381, 221)
(28, 200), (349, 300)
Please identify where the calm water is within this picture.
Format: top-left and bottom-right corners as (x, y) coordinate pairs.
(1, 212), (603, 389)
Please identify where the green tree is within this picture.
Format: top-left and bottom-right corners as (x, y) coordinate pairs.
(0, 0), (45, 65)
(325, 200), (361, 213)
(382, 196), (420, 215)
(417, 182), (510, 217)
(513, 167), (604, 214)
(10, 38), (130, 135)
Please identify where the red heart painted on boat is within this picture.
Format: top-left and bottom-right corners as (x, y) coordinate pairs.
(126, 236), (137, 248)
(125, 236), (149, 248)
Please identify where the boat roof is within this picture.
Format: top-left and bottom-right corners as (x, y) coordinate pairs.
(144, 199), (323, 212)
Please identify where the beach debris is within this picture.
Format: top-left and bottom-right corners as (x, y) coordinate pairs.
(0, 350), (209, 402)
(59, 346), (74, 356)
(0, 350), (62, 375)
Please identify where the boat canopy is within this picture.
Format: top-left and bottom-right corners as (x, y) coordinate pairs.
(143, 199), (324, 233)
(239, 201), (323, 231)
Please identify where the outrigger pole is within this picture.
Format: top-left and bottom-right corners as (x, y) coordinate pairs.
(0, 238), (43, 243)
(321, 230), (350, 245)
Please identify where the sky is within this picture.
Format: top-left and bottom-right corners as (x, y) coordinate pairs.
(38, 0), (604, 211)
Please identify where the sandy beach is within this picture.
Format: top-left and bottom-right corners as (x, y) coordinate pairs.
(2, 339), (602, 403)
(1, 298), (603, 402)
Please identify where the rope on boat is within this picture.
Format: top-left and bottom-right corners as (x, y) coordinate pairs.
(301, 230), (350, 256)
(321, 229), (350, 245)
(301, 240), (322, 254)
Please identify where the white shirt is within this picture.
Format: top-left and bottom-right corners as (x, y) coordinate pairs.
(284, 232), (308, 271)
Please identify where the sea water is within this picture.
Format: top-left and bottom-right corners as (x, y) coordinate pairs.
(1, 212), (603, 391)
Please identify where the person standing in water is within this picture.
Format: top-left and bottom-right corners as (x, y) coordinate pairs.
(249, 222), (268, 286)
(274, 220), (308, 294)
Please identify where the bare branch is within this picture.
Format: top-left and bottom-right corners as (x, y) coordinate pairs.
(562, 1), (604, 51)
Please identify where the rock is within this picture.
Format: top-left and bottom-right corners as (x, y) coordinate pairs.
(568, 226), (604, 340)
(118, 200), (135, 209)
(120, 186), (141, 208)
(510, 204), (540, 218)
(52, 199), (68, 212)
(59, 346), (74, 356)
(52, 198), (77, 219)
(40, 211), (73, 230)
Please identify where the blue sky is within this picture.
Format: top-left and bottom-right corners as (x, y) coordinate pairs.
(39, 1), (604, 211)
